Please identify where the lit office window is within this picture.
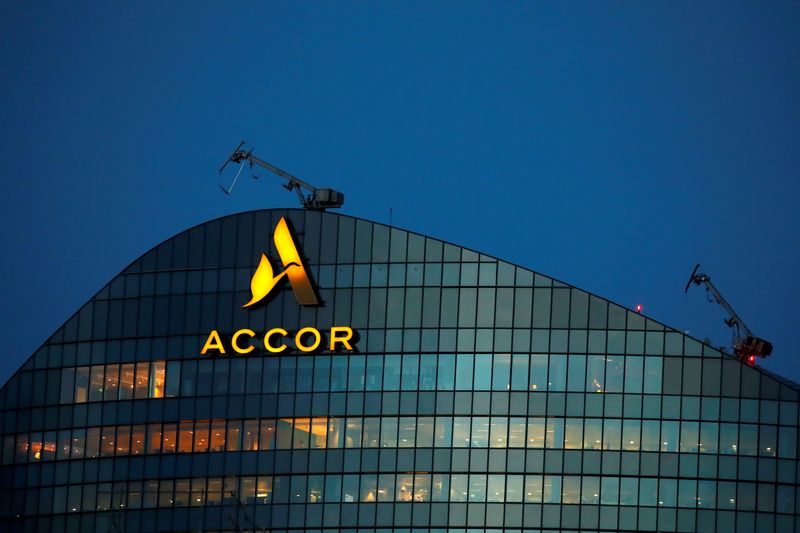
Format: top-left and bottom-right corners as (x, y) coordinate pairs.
(104, 365), (120, 401)
(150, 361), (165, 398)
(193, 420), (209, 453)
(210, 420), (226, 452)
(119, 364), (135, 400)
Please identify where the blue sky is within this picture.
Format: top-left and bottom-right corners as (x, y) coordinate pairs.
(1, 2), (799, 385)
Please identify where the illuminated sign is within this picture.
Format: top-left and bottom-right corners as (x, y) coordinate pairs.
(201, 327), (355, 355)
(244, 216), (318, 308)
(200, 216), (356, 356)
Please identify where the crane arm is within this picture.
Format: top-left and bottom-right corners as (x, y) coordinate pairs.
(218, 142), (344, 210)
(684, 264), (754, 337)
(237, 151), (318, 194)
(694, 274), (753, 338)
(684, 264), (773, 361)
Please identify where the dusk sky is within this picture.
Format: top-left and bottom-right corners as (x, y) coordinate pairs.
(1, 2), (799, 385)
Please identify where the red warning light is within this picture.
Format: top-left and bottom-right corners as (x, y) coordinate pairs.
(635, 304), (643, 314)
(747, 355), (756, 366)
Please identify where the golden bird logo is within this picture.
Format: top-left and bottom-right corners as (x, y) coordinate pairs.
(243, 216), (318, 308)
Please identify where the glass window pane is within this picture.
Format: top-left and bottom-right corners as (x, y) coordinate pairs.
(437, 354), (455, 390)
(60, 368), (75, 404)
(525, 475), (543, 502)
(380, 417), (397, 447)
(641, 420), (660, 451)
(546, 418), (564, 448)
(469, 474), (487, 502)
(147, 424), (162, 454)
(449, 474), (468, 502)
(453, 417), (470, 447)
(567, 355), (586, 392)
(363, 354), (382, 390)
(103, 365), (120, 401)
(511, 354), (529, 390)
(376, 473), (395, 502)
(471, 417), (489, 447)
(490, 417), (508, 448)
(100, 427), (115, 456)
(435, 417), (452, 447)
(150, 361), (165, 398)
(661, 421), (679, 452)
(119, 364), (135, 400)
(178, 421), (193, 453)
(226, 421), (241, 451)
(548, 355), (567, 391)
(116, 426), (131, 455)
(397, 416), (417, 448)
(582, 476), (599, 504)
(583, 419), (602, 450)
(327, 418), (344, 448)
(474, 355), (492, 390)
(383, 355), (401, 390)
(492, 354), (511, 390)
(779, 427), (797, 459)
(70, 429), (86, 459)
(739, 424), (758, 455)
(623, 420), (640, 451)
(644, 357), (662, 393)
(345, 418), (362, 448)
(680, 422), (699, 453)
(75, 367), (90, 403)
(431, 473), (449, 502)
(242, 420), (259, 451)
(605, 357), (624, 393)
(417, 417), (434, 447)
(543, 475), (562, 503)
(620, 477), (638, 505)
(624, 357), (643, 393)
(659, 478), (677, 507)
(603, 419), (621, 450)
(29, 433), (43, 462)
(57, 430), (71, 460)
(563, 418), (581, 449)
(258, 420), (274, 451)
(162, 423), (177, 453)
(586, 355), (605, 393)
(134, 362), (149, 399)
(310, 417), (327, 449)
(509, 418), (526, 447)
(396, 474), (414, 502)
(678, 479), (696, 508)
(89, 366), (104, 402)
(293, 418), (311, 449)
(527, 418), (545, 448)
(601, 477), (619, 504)
(697, 480), (716, 508)
(529, 354), (547, 391)
(487, 474), (505, 502)
(502, 474), (522, 502)
(414, 474), (431, 502)
(360, 474), (377, 502)
(720, 423), (738, 454)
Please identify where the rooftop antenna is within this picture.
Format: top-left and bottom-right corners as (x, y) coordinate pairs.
(218, 141), (345, 210)
(684, 263), (773, 365)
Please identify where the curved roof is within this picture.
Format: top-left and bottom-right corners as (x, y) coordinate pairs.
(1, 208), (798, 403)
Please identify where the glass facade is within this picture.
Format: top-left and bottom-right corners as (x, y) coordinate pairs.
(1, 208), (798, 532)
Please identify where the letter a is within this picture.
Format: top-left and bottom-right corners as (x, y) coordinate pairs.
(201, 330), (226, 355)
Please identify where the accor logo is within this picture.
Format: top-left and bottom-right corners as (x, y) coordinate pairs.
(244, 216), (318, 308)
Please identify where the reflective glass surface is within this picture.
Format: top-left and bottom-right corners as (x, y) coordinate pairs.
(1, 209), (798, 532)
